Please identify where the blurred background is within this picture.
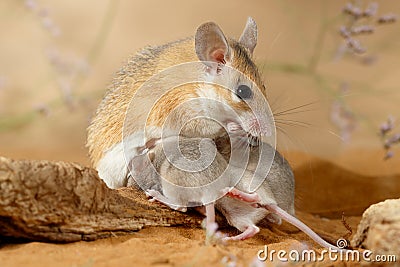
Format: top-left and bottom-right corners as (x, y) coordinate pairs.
(1, 0), (399, 174)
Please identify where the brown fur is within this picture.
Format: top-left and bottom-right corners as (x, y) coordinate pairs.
(146, 83), (198, 128)
(87, 37), (265, 167)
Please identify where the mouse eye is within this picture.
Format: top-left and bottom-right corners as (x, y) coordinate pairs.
(236, 85), (253, 100)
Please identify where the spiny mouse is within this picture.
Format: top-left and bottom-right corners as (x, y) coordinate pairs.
(87, 17), (267, 189)
(87, 18), (344, 250)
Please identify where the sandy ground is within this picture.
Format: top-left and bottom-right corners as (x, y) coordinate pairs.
(0, 216), (362, 267)
(0, 152), (397, 266)
(1, 1), (400, 266)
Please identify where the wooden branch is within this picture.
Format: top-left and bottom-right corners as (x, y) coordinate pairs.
(0, 157), (212, 242)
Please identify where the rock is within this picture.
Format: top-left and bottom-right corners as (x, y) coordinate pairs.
(351, 199), (400, 259)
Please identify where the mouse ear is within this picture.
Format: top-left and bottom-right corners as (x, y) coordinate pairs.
(239, 17), (258, 54)
(195, 22), (231, 70)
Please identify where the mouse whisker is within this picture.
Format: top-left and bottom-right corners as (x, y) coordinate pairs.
(272, 101), (318, 116)
(274, 119), (312, 128)
(273, 108), (315, 117)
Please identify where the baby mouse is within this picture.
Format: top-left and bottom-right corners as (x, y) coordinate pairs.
(128, 136), (232, 233)
(130, 134), (343, 250)
(214, 132), (342, 250)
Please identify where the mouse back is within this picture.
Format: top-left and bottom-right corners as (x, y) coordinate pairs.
(262, 149), (295, 215)
(150, 137), (232, 207)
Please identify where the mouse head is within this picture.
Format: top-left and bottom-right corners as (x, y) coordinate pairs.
(144, 18), (273, 142)
(194, 17), (272, 138)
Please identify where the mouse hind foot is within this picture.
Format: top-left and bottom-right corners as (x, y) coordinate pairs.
(223, 224), (260, 241)
(266, 213), (282, 225)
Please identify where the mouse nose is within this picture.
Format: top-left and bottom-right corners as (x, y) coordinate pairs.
(249, 117), (274, 137)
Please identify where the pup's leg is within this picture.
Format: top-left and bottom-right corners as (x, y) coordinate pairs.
(216, 195), (264, 241)
(224, 188), (346, 250)
(223, 187), (260, 204)
(223, 224), (260, 241)
(205, 202), (216, 236)
(146, 189), (187, 212)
